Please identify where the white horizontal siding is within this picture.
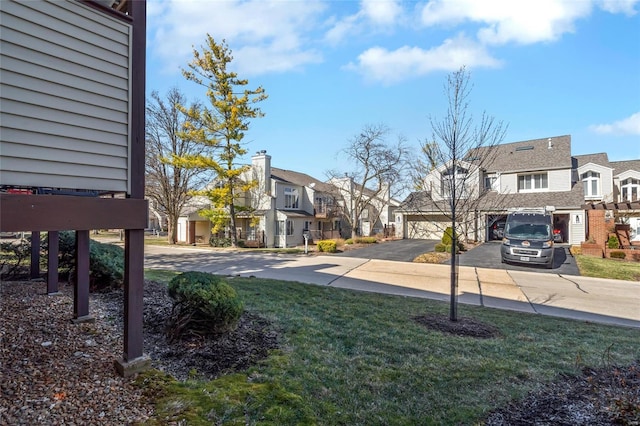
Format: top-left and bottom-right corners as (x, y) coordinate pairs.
(0, 0), (132, 192)
(499, 173), (517, 194)
(548, 169), (571, 191)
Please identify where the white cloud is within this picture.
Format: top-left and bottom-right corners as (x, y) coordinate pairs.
(419, 0), (636, 45)
(148, 0), (326, 77)
(324, 0), (403, 45)
(589, 112), (640, 135)
(596, 0), (639, 15)
(360, 0), (403, 25)
(344, 35), (502, 85)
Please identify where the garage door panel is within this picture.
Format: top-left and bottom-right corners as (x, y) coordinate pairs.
(407, 220), (449, 240)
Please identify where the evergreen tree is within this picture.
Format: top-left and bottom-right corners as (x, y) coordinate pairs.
(177, 36), (267, 246)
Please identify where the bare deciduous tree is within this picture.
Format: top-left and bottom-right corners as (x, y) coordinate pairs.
(328, 124), (409, 237)
(411, 67), (507, 321)
(145, 88), (210, 244)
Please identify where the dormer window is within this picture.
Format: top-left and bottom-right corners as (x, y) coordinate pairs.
(284, 187), (299, 209)
(441, 166), (468, 198)
(581, 171), (601, 199)
(621, 178), (640, 202)
(518, 173), (548, 192)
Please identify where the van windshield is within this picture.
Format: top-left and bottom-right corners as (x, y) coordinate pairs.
(505, 221), (551, 240)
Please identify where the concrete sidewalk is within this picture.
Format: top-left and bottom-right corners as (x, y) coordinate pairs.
(144, 246), (640, 328)
(217, 254), (640, 328)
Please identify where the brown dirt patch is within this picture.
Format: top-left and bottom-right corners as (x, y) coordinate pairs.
(413, 313), (502, 339)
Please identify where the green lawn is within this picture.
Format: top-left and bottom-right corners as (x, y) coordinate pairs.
(575, 254), (640, 281)
(139, 271), (639, 425)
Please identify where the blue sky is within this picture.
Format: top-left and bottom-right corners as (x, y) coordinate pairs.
(146, 0), (640, 182)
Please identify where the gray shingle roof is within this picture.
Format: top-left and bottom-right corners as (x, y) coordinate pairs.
(480, 181), (585, 211)
(611, 160), (640, 176)
(474, 135), (572, 173)
(400, 181), (585, 213)
(573, 153), (610, 168)
(270, 168), (335, 193)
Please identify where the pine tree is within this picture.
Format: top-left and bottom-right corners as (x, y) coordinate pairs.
(177, 36), (267, 246)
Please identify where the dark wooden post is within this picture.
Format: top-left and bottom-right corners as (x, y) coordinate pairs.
(73, 230), (92, 322)
(124, 229), (145, 357)
(30, 231), (40, 279)
(114, 0), (150, 377)
(47, 231), (59, 294)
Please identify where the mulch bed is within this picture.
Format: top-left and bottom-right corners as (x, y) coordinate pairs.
(413, 313), (503, 338)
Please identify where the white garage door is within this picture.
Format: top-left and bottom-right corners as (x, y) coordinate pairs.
(405, 215), (450, 240)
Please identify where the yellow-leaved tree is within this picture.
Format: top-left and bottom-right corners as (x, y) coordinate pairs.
(176, 36), (267, 247)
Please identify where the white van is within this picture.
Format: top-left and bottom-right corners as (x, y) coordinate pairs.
(501, 208), (554, 269)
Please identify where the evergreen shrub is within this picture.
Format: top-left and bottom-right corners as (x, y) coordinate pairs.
(317, 240), (337, 253)
(167, 271), (244, 340)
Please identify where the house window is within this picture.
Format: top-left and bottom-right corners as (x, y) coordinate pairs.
(441, 166), (468, 198)
(284, 187), (299, 209)
(275, 220), (285, 236)
(621, 178), (640, 202)
(303, 221), (312, 231)
(484, 176), (496, 191)
(286, 220), (294, 236)
(518, 173), (548, 191)
(581, 171), (600, 198)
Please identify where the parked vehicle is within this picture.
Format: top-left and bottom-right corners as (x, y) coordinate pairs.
(553, 228), (563, 243)
(492, 220), (506, 240)
(501, 207), (554, 269)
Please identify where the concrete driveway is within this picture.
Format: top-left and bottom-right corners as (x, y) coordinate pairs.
(143, 244), (639, 328)
(446, 241), (580, 276)
(335, 239), (437, 262)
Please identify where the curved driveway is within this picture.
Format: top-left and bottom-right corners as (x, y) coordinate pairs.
(335, 239), (437, 262)
(143, 243), (639, 328)
(446, 241), (580, 276)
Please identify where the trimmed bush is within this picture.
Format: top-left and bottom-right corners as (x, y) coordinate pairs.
(167, 271), (244, 340)
(434, 243), (446, 253)
(210, 236), (232, 247)
(609, 251), (626, 259)
(317, 240), (337, 253)
(344, 238), (354, 245)
(53, 231), (124, 291)
(607, 235), (620, 249)
(89, 240), (124, 290)
(353, 237), (377, 244)
(441, 227), (456, 246)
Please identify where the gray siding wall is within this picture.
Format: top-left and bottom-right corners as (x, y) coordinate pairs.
(0, 0), (132, 192)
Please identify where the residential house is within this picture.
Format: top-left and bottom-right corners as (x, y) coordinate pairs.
(178, 151), (399, 247)
(329, 177), (400, 238)
(396, 135), (588, 244)
(575, 154), (640, 242)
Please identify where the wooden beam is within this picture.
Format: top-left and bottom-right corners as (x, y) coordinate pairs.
(47, 231), (59, 294)
(0, 194), (147, 232)
(73, 230), (92, 322)
(123, 229), (144, 360)
(30, 231), (40, 279)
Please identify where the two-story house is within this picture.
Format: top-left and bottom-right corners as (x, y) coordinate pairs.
(575, 154), (640, 242)
(245, 150), (343, 247)
(396, 135), (587, 244)
(177, 151), (398, 247)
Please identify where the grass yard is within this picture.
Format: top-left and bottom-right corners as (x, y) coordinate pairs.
(139, 270), (640, 425)
(575, 254), (640, 281)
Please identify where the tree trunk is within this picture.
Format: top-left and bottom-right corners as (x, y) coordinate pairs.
(229, 203), (238, 247)
(168, 214), (178, 245)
